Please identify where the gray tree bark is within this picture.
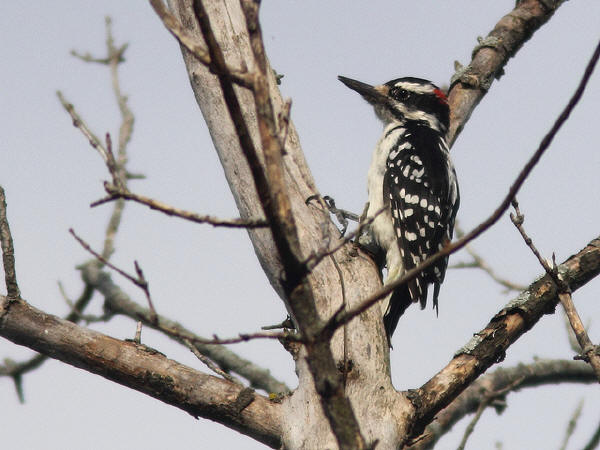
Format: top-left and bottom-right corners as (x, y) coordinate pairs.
(167, 0), (409, 448)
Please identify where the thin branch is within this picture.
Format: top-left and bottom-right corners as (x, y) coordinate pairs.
(59, 90), (266, 229)
(0, 20), (138, 396)
(70, 229), (143, 290)
(456, 376), (523, 450)
(583, 419), (600, 450)
(0, 186), (20, 301)
(302, 200), (386, 272)
(102, 17), (133, 259)
(558, 399), (584, 450)
(93, 185), (268, 228)
(455, 401), (487, 450)
(452, 225), (526, 292)
(510, 199), (600, 380)
(183, 337), (244, 386)
(69, 228), (158, 323)
(56, 91), (109, 163)
(324, 36), (600, 338)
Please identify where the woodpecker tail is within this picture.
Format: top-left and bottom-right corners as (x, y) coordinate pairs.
(383, 284), (413, 346)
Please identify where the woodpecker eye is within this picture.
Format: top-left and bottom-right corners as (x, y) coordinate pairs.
(390, 87), (410, 102)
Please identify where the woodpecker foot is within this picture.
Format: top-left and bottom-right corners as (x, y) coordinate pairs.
(323, 195), (360, 236)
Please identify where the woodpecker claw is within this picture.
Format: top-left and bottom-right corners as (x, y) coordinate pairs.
(322, 195), (359, 236)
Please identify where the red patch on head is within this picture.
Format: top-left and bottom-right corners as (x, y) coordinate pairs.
(434, 88), (448, 105)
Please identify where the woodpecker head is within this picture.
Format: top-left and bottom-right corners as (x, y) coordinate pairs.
(338, 76), (449, 133)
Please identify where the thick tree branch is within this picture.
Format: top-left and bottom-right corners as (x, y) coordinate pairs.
(447, 0), (567, 145)
(410, 359), (596, 450)
(192, 0), (367, 447)
(0, 296), (283, 448)
(405, 235), (600, 441)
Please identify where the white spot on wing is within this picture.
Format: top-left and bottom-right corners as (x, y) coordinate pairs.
(405, 231), (417, 241)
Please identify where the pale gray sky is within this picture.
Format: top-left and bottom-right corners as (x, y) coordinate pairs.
(2, 1), (600, 449)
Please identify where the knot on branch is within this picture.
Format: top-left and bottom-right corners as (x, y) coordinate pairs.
(450, 61), (494, 91)
(472, 35), (505, 59)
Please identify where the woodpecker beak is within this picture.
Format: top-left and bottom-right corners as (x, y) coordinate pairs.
(338, 76), (388, 105)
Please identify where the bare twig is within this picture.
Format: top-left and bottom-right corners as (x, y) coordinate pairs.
(190, 330), (299, 346)
(563, 310), (586, 353)
(0, 187), (20, 301)
(93, 185), (268, 228)
(452, 225), (526, 292)
(183, 337), (244, 386)
(261, 317), (294, 331)
(59, 87), (266, 230)
(133, 321), (143, 344)
(303, 202), (386, 272)
(56, 91), (109, 163)
(324, 36), (600, 337)
(70, 228), (141, 288)
(70, 228), (158, 323)
(133, 260), (157, 323)
(102, 17), (133, 258)
(510, 199), (600, 380)
(456, 377), (523, 450)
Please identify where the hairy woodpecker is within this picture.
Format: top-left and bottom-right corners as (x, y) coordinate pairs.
(338, 75), (460, 343)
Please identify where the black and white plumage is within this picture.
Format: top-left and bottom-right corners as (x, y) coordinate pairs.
(338, 76), (460, 344)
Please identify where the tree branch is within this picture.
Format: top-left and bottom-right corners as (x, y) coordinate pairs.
(510, 200), (600, 379)
(0, 296), (283, 448)
(0, 186), (20, 302)
(94, 185), (268, 228)
(410, 359), (596, 450)
(447, 0), (567, 146)
(405, 235), (600, 442)
(80, 262), (290, 394)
